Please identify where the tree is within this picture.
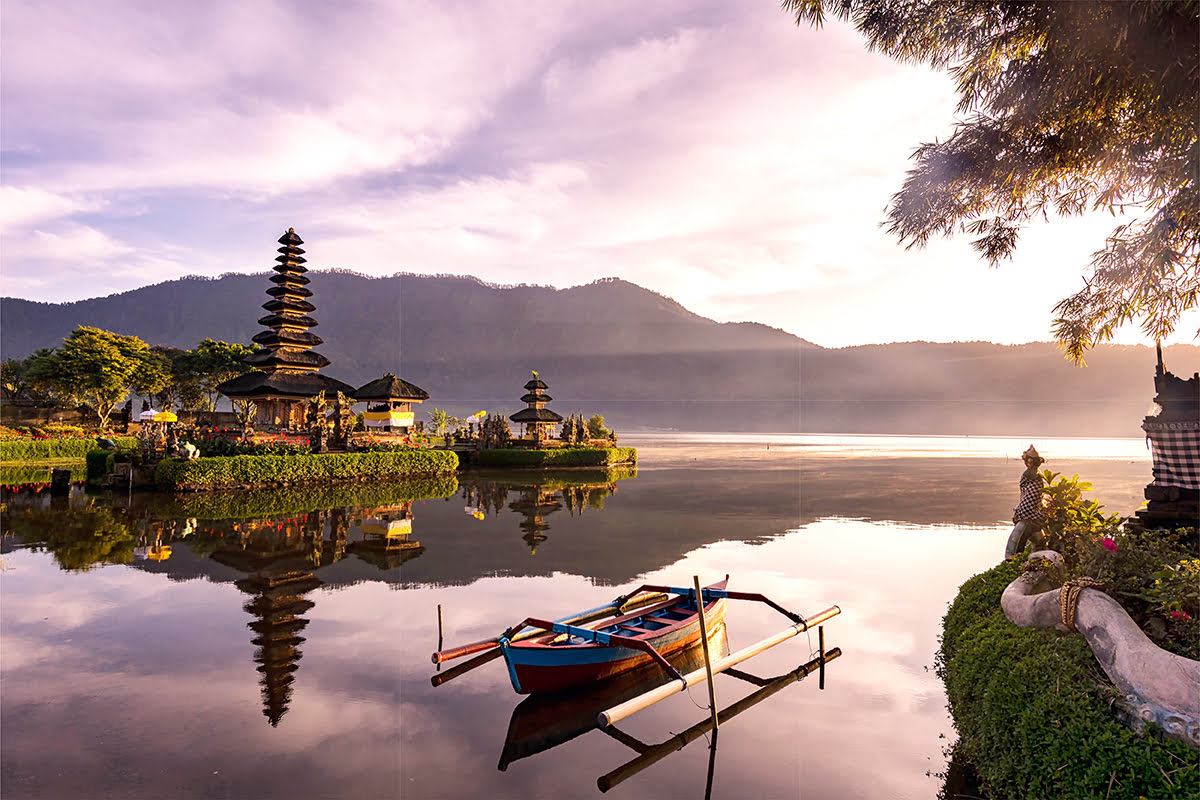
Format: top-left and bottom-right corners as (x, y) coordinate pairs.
(428, 408), (449, 436)
(185, 338), (257, 411)
(586, 414), (611, 439)
(789, 1), (1199, 360)
(24, 326), (168, 431)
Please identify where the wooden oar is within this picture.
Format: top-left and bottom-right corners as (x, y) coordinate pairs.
(430, 591), (670, 667)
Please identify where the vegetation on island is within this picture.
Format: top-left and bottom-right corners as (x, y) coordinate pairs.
(939, 472), (1198, 798)
(478, 446), (636, 469)
(790, 1), (1199, 360)
(2, 327), (256, 431)
(153, 449), (458, 491)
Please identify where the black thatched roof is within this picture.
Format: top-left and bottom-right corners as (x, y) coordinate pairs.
(354, 373), (430, 401)
(520, 392), (552, 403)
(510, 407), (563, 423)
(262, 298), (317, 314)
(278, 229), (304, 246)
(274, 253), (307, 265)
(257, 313), (318, 328)
(252, 329), (323, 348)
(524, 378), (549, 391)
(217, 370), (356, 398)
(269, 272), (310, 286)
(243, 349), (331, 370)
(265, 285), (313, 299)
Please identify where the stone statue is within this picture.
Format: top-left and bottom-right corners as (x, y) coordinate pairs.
(176, 441), (199, 460)
(332, 391), (355, 450)
(308, 391), (328, 453)
(1005, 445), (1047, 557)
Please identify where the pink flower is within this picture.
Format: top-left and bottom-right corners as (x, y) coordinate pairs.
(1172, 610), (1192, 621)
(1102, 537), (1117, 552)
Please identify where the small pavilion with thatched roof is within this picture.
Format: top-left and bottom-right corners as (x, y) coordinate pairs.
(354, 373), (429, 433)
(217, 229), (356, 429)
(509, 371), (563, 445)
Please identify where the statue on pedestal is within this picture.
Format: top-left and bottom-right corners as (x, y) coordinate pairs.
(308, 392), (328, 453)
(1005, 445), (1047, 557)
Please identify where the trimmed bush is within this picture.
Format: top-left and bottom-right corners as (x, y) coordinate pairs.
(477, 446), (637, 469)
(85, 449), (116, 484)
(1, 437), (136, 462)
(938, 560), (1197, 799)
(155, 449), (458, 490)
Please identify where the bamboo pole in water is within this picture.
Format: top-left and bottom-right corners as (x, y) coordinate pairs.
(693, 575), (719, 731)
(597, 647), (843, 792)
(597, 605), (841, 728)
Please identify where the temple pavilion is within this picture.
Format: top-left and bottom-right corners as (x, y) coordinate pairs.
(217, 229), (356, 429)
(354, 373), (429, 433)
(509, 372), (563, 444)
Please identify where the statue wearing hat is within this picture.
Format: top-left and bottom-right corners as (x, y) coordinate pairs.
(1005, 445), (1047, 557)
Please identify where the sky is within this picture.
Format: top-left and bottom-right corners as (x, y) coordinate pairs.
(1, 0), (1195, 348)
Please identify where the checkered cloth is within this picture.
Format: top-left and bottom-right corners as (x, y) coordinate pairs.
(1144, 420), (1200, 490)
(1013, 470), (1047, 525)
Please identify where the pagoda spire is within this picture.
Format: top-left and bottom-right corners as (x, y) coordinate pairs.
(243, 228), (330, 373)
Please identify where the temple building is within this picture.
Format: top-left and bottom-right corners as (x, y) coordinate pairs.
(354, 373), (429, 433)
(1130, 346), (1200, 532)
(509, 372), (563, 445)
(217, 229), (355, 429)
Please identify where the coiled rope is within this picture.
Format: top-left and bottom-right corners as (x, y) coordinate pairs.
(1059, 577), (1105, 632)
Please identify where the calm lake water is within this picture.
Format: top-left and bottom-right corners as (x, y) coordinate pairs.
(0, 434), (1151, 799)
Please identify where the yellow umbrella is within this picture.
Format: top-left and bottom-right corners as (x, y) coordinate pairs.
(153, 411), (178, 422)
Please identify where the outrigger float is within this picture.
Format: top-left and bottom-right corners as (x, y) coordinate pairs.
(431, 576), (840, 724)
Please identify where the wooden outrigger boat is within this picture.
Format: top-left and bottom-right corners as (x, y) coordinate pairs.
(432, 576), (839, 704)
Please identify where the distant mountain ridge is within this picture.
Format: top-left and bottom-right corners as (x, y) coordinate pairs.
(2, 272), (1194, 436)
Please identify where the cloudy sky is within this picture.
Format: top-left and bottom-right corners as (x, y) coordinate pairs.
(2, 0), (1194, 347)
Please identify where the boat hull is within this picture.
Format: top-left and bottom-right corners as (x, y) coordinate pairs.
(501, 587), (728, 694)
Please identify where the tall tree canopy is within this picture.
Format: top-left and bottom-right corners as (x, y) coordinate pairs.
(25, 326), (168, 430)
(789, 0), (1199, 360)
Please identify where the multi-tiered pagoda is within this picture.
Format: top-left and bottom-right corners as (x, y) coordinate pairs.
(509, 371), (563, 445)
(217, 229), (355, 429)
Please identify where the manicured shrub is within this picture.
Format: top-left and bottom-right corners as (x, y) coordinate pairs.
(938, 560), (1197, 799)
(154, 449), (458, 490)
(477, 446), (637, 469)
(1, 437), (136, 462)
(85, 449), (116, 484)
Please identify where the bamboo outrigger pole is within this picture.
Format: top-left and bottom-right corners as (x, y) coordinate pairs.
(597, 605), (841, 728)
(597, 647), (843, 793)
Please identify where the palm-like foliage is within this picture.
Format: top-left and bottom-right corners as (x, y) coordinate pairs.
(789, 0), (1198, 360)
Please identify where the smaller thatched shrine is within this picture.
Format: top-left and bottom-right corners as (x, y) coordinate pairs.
(509, 371), (563, 445)
(355, 373), (429, 433)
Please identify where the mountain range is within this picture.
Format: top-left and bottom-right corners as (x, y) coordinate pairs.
(2, 272), (1194, 436)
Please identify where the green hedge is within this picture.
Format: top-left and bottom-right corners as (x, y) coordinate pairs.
(155, 449), (458, 490)
(85, 449), (115, 484)
(477, 446), (637, 469)
(1, 437), (136, 462)
(938, 560), (1196, 799)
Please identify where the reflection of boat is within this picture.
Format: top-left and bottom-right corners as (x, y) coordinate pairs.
(498, 623), (729, 771)
(498, 578), (729, 694)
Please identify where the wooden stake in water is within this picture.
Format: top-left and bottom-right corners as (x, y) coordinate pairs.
(693, 575), (719, 730)
(818, 625), (825, 690)
(437, 604), (444, 672)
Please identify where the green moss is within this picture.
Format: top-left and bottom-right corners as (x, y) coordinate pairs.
(154, 449), (458, 490)
(477, 446), (637, 468)
(938, 560), (1197, 799)
(0, 437), (136, 462)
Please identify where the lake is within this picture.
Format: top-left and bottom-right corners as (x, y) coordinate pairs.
(0, 434), (1152, 799)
